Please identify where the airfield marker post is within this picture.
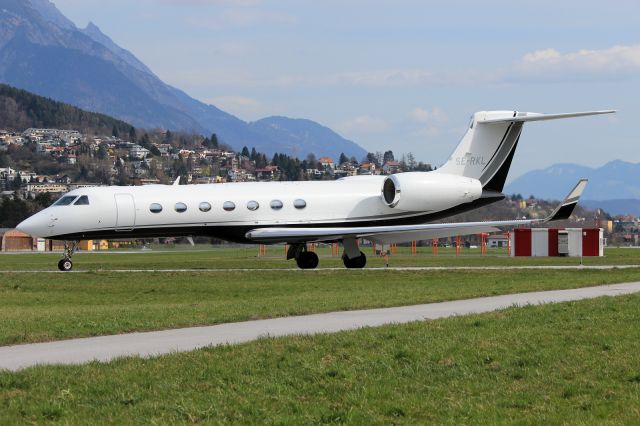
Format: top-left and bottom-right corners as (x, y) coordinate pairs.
(456, 236), (461, 256)
(432, 239), (438, 256)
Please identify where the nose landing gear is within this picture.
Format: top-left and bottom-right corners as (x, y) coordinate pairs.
(58, 241), (79, 271)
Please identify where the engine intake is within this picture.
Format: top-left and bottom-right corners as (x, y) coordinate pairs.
(381, 172), (482, 211)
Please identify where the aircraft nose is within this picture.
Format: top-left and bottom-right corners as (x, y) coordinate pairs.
(17, 213), (49, 238)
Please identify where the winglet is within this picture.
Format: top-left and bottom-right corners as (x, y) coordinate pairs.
(545, 179), (588, 222)
(173, 177), (180, 186)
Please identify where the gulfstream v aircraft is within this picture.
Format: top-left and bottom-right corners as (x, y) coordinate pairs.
(17, 110), (613, 271)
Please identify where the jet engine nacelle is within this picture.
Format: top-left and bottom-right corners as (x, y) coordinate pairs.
(381, 172), (482, 211)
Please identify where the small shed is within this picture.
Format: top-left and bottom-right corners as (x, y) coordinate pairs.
(511, 228), (604, 257)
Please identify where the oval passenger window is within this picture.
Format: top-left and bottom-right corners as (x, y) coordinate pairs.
(199, 202), (212, 212)
(175, 202), (187, 213)
(223, 201), (236, 212)
(247, 200), (259, 211)
(293, 199), (307, 209)
(149, 203), (163, 213)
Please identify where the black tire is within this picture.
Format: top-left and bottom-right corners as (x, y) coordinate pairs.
(58, 258), (73, 272)
(296, 251), (319, 269)
(342, 251), (367, 269)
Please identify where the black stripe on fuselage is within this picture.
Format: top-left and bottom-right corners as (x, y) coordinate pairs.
(49, 194), (505, 243)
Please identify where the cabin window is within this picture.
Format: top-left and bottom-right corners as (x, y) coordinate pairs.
(74, 195), (90, 205)
(223, 201), (236, 212)
(175, 202), (188, 213)
(293, 199), (307, 209)
(199, 202), (212, 212)
(270, 200), (283, 210)
(247, 200), (260, 211)
(149, 203), (163, 213)
(54, 196), (77, 206)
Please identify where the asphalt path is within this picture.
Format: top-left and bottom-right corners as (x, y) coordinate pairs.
(1, 281), (639, 371)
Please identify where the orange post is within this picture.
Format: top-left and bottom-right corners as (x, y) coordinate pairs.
(432, 239), (438, 256)
(456, 236), (461, 256)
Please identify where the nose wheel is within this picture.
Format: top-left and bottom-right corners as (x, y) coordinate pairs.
(58, 258), (73, 271)
(58, 241), (79, 272)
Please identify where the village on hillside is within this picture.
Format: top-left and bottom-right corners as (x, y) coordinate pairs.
(0, 127), (429, 194)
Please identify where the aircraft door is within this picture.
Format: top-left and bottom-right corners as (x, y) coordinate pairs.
(115, 194), (136, 231)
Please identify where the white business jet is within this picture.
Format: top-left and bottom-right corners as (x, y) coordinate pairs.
(17, 110), (614, 271)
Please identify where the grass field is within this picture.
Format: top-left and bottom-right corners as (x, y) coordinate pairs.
(1, 293), (639, 424)
(1, 245), (640, 271)
(2, 247), (640, 423)
(2, 262), (640, 345)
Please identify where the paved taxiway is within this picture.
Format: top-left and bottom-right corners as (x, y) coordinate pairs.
(1, 281), (639, 371)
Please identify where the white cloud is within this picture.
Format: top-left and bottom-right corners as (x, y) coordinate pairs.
(411, 107), (448, 123)
(514, 44), (640, 80)
(340, 115), (389, 134)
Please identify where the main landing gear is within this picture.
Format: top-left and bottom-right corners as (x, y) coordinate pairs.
(341, 237), (367, 269)
(287, 244), (319, 269)
(58, 241), (79, 271)
(287, 239), (368, 269)
(342, 251), (367, 269)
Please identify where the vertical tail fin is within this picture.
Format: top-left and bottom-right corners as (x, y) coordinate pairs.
(436, 110), (615, 193)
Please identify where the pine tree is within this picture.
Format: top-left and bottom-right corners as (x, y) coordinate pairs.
(339, 152), (349, 165)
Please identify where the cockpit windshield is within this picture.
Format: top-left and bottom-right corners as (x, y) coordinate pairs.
(74, 195), (90, 205)
(54, 196), (78, 206)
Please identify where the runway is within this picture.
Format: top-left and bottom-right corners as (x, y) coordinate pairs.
(2, 264), (640, 273)
(1, 281), (640, 372)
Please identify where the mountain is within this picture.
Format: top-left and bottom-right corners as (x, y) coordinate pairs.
(580, 199), (640, 217)
(0, 0), (367, 161)
(506, 160), (640, 214)
(0, 83), (134, 135)
(249, 117), (366, 160)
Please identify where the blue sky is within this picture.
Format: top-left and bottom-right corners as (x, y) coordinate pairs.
(52, 0), (639, 179)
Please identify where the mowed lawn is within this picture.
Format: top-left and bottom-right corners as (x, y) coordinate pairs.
(1, 294), (639, 424)
(2, 266), (640, 345)
(1, 246), (640, 271)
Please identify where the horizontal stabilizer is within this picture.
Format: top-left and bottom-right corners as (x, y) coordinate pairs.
(545, 179), (588, 222)
(480, 110), (615, 124)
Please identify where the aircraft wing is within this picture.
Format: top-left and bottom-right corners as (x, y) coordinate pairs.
(246, 179), (588, 245)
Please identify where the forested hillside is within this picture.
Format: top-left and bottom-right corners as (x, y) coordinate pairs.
(0, 84), (135, 136)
